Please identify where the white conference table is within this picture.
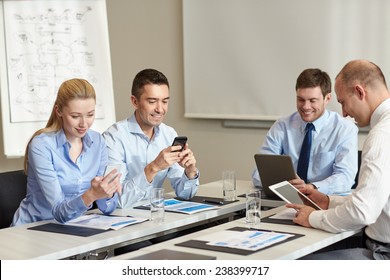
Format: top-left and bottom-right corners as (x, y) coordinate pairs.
(111, 206), (361, 260)
(0, 180), (262, 260)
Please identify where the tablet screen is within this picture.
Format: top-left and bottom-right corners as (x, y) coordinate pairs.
(269, 181), (322, 210)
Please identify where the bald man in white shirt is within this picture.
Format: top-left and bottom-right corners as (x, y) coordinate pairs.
(287, 60), (390, 260)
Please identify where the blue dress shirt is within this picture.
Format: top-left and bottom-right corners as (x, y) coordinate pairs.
(252, 110), (358, 194)
(102, 114), (199, 208)
(12, 129), (118, 226)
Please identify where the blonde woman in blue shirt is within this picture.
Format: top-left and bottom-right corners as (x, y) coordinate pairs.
(12, 78), (122, 226)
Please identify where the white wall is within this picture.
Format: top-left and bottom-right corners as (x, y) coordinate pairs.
(0, 0), (367, 186)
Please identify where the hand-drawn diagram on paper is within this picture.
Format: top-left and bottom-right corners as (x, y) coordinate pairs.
(3, 0), (110, 122)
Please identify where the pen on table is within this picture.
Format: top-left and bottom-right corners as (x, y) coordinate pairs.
(203, 199), (224, 205)
(249, 228), (273, 232)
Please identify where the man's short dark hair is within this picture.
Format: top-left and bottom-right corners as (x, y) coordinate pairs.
(296, 68), (332, 98)
(131, 69), (169, 99)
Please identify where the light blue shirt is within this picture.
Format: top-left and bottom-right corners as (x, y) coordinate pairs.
(12, 129), (118, 226)
(102, 114), (199, 208)
(252, 110), (358, 194)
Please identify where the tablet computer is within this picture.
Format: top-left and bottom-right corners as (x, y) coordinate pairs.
(254, 154), (296, 199)
(269, 181), (322, 210)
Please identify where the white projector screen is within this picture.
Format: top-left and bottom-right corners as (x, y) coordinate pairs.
(183, 0), (390, 120)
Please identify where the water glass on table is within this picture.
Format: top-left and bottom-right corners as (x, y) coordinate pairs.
(222, 170), (236, 201)
(246, 189), (261, 226)
(150, 188), (165, 223)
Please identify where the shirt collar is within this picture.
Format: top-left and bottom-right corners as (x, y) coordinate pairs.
(300, 110), (330, 133)
(55, 129), (93, 149)
(128, 113), (161, 140)
(370, 98), (390, 128)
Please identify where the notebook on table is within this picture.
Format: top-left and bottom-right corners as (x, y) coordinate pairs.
(254, 154), (296, 199)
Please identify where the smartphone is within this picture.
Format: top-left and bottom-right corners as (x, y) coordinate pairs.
(103, 164), (121, 183)
(269, 181), (322, 210)
(171, 136), (187, 152)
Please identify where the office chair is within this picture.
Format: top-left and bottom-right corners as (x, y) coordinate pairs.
(0, 170), (27, 228)
(351, 150), (362, 189)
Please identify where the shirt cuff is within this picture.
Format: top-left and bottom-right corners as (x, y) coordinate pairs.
(73, 196), (90, 212)
(96, 193), (118, 214)
(186, 169), (199, 180)
(311, 181), (328, 193)
(308, 209), (326, 229)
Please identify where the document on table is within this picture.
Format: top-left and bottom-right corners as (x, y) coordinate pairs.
(140, 198), (219, 214)
(64, 214), (148, 230)
(261, 207), (297, 226)
(268, 207), (296, 220)
(205, 229), (295, 251)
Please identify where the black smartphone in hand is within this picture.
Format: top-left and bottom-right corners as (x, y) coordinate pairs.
(171, 136), (187, 152)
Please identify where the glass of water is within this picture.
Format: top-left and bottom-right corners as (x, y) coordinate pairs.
(150, 188), (165, 223)
(246, 189), (261, 226)
(222, 170), (236, 201)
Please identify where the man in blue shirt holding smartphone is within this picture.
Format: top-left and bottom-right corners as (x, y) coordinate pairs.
(103, 69), (199, 208)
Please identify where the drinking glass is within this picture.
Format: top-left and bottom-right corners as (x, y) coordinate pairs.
(150, 188), (165, 223)
(246, 189), (261, 225)
(222, 170), (236, 201)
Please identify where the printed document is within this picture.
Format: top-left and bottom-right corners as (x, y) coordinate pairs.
(141, 198), (219, 214)
(206, 230), (294, 251)
(64, 214), (148, 230)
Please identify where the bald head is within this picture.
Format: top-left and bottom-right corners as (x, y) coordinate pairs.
(335, 60), (390, 127)
(336, 60), (388, 91)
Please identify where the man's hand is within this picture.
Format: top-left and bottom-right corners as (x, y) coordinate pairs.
(285, 204), (315, 227)
(177, 143), (197, 179)
(299, 188), (330, 210)
(144, 146), (180, 182)
(289, 177), (316, 192)
(144, 143), (198, 182)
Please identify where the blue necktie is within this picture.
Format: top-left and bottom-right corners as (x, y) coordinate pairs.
(297, 123), (314, 183)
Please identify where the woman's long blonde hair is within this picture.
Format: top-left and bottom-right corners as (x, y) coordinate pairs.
(24, 78), (96, 173)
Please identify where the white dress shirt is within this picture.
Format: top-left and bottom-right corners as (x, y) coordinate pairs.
(309, 98), (390, 244)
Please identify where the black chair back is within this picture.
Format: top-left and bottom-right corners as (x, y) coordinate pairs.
(0, 170), (27, 228)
